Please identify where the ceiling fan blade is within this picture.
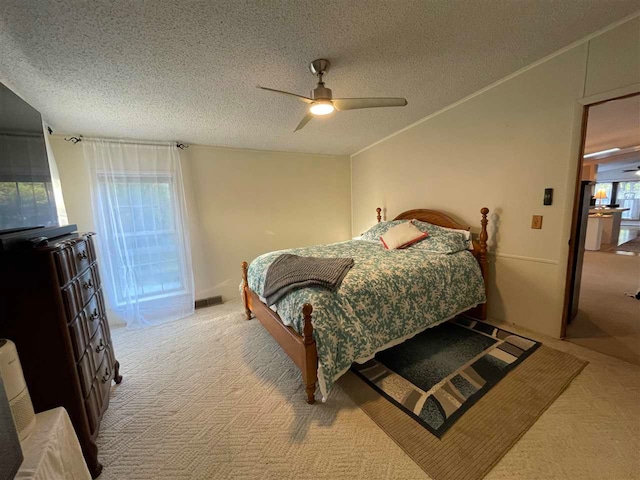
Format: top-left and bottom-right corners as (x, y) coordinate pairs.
(332, 97), (408, 111)
(257, 86), (313, 103)
(294, 112), (314, 132)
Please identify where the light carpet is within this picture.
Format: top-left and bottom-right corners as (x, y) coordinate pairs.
(98, 300), (640, 480)
(567, 250), (640, 365)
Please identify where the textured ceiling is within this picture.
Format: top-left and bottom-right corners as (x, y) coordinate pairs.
(0, 1), (638, 156)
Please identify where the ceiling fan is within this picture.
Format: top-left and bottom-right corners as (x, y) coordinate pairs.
(258, 59), (408, 132)
(622, 165), (640, 176)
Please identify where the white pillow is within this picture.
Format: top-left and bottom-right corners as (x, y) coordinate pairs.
(380, 221), (428, 250)
(442, 226), (474, 250)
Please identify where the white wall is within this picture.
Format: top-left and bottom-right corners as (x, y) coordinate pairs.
(351, 16), (640, 338)
(50, 137), (351, 301)
(184, 145), (351, 300)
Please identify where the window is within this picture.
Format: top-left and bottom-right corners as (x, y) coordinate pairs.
(615, 181), (640, 220)
(97, 173), (186, 305)
(0, 180), (57, 230)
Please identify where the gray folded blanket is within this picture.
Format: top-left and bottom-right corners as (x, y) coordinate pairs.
(263, 254), (354, 306)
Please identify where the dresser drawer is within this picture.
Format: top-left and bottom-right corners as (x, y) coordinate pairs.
(89, 322), (109, 376)
(69, 314), (90, 363)
(85, 292), (103, 339)
(72, 241), (92, 277)
(97, 348), (114, 411)
(84, 378), (102, 435)
(79, 267), (99, 306)
(77, 326), (113, 400)
(62, 266), (101, 320)
(85, 234), (97, 263)
(54, 238), (92, 287)
(84, 352), (114, 433)
(77, 349), (95, 399)
(68, 292), (104, 361)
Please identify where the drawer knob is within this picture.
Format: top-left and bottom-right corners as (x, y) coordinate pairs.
(90, 309), (100, 320)
(77, 251), (88, 260)
(83, 280), (94, 290)
(95, 339), (106, 353)
(101, 368), (110, 383)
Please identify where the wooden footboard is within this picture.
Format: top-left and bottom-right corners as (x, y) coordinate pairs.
(241, 262), (318, 404)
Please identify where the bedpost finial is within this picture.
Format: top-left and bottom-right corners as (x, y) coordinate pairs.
(376, 207), (382, 223)
(479, 208), (489, 245)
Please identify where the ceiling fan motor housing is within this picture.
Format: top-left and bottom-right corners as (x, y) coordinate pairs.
(312, 85), (332, 100)
(310, 59), (332, 100)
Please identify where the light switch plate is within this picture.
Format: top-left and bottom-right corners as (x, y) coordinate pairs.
(531, 215), (543, 229)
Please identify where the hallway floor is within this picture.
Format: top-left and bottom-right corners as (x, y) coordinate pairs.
(567, 226), (640, 365)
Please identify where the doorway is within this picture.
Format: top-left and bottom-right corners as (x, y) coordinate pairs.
(562, 93), (640, 365)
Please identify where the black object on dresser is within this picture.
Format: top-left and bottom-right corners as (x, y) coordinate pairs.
(0, 228), (121, 478)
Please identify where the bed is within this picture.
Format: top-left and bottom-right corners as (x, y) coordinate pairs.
(241, 207), (489, 403)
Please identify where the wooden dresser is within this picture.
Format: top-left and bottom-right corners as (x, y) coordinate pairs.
(0, 231), (121, 478)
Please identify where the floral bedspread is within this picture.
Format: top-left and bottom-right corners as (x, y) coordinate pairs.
(247, 240), (486, 399)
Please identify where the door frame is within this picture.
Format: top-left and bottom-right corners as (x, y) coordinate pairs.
(560, 91), (640, 338)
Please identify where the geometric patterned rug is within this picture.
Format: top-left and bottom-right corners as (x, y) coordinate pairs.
(344, 336), (587, 480)
(352, 318), (541, 437)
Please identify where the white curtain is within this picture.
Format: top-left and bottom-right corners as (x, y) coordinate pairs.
(43, 123), (69, 226)
(82, 139), (194, 328)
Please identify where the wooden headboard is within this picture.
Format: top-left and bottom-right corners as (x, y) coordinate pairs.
(376, 206), (490, 320)
(375, 207), (487, 234)
(392, 209), (470, 231)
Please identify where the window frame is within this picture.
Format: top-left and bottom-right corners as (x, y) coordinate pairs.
(96, 171), (190, 306)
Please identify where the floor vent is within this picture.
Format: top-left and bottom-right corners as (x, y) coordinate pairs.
(195, 296), (223, 309)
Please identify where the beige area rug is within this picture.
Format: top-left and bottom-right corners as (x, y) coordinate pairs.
(340, 345), (587, 480)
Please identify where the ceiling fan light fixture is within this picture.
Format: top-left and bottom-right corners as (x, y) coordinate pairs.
(310, 101), (334, 116)
(635, 170), (640, 176)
